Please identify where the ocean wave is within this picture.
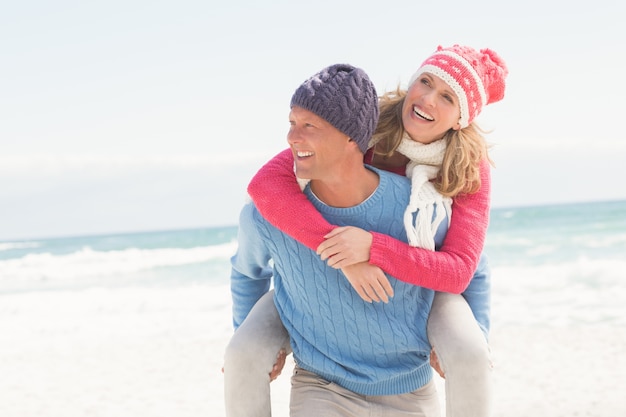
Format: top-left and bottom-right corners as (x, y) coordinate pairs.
(491, 257), (626, 327)
(0, 242), (238, 282)
(485, 230), (626, 266)
(0, 241), (41, 252)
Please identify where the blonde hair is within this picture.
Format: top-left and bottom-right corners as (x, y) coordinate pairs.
(370, 87), (493, 197)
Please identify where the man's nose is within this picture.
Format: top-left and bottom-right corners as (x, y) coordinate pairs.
(287, 128), (301, 145)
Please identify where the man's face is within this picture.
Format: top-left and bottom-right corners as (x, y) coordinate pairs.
(287, 106), (351, 181)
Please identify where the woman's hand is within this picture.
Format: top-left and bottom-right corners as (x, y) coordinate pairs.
(317, 226), (373, 268)
(341, 262), (394, 303)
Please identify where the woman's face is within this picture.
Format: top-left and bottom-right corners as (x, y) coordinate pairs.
(401, 72), (462, 144)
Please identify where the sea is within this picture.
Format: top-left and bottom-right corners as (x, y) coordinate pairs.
(1, 199), (625, 416)
(1, 199), (625, 326)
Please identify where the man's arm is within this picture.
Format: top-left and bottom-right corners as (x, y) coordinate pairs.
(230, 202), (273, 329)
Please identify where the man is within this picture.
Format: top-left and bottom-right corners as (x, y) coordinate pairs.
(229, 64), (446, 416)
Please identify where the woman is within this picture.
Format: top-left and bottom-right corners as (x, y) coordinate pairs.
(225, 44), (508, 417)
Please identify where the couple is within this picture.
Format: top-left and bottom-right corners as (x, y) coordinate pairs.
(225, 45), (508, 416)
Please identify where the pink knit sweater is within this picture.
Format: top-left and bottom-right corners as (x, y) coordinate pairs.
(247, 148), (491, 294)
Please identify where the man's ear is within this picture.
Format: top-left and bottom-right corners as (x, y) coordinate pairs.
(348, 137), (360, 150)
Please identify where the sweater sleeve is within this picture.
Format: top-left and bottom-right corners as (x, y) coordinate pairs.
(247, 149), (335, 250)
(248, 149), (491, 294)
(369, 159), (491, 293)
(230, 203), (273, 329)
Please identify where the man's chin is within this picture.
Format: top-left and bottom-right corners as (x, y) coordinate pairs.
(294, 167), (312, 180)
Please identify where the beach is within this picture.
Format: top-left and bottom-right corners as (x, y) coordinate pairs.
(1, 201), (625, 416)
(0, 284), (624, 417)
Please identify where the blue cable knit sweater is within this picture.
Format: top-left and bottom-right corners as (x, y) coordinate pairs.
(230, 167), (448, 396)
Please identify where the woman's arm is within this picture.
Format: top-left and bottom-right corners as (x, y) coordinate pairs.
(248, 149), (395, 303)
(369, 159), (491, 293)
(247, 149), (335, 250)
(248, 149), (491, 294)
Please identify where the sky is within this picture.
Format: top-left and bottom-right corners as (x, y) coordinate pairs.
(1, 0), (625, 240)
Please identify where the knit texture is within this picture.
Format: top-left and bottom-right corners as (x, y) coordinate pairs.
(232, 168), (442, 395)
(369, 158), (491, 294)
(395, 134), (452, 250)
(409, 45), (508, 127)
(290, 64), (379, 153)
(247, 149), (491, 296)
(295, 134), (452, 251)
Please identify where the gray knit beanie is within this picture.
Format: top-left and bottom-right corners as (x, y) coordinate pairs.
(290, 64), (379, 154)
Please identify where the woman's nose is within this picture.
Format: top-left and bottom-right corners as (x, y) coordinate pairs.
(422, 90), (436, 106)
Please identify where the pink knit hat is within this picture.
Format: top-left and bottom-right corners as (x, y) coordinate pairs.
(409, 45), (508, 128)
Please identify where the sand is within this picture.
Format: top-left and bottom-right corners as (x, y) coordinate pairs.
(268, 325), (626, 417)
(0, 286), (624, 416)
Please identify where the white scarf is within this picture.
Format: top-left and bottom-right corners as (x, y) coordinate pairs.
(296, 133), (452, 250)
(394, 134), (452, 250)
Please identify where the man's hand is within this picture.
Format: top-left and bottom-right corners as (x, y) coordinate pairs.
(269, 349), (287, 381)
(317, 226), (372, 269)
(430, 349), (445, 378)
(222, 348), (287, 382)
(341, 262), (394, 303)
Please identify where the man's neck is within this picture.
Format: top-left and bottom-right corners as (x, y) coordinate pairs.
(309, 165), (379, 208)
